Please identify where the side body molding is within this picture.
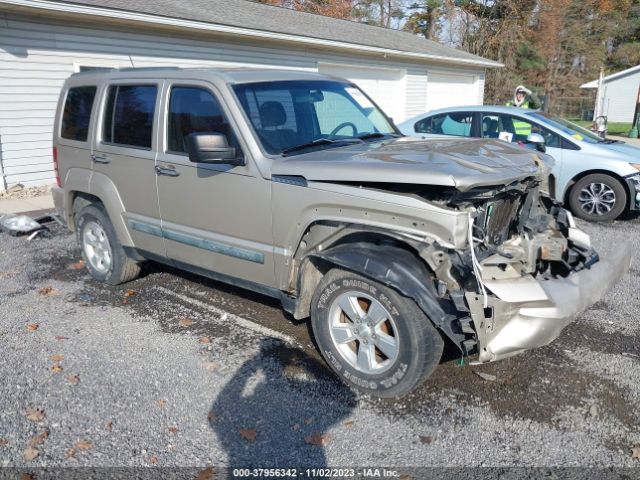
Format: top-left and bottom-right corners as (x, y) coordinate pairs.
(310, 242), (465, 352)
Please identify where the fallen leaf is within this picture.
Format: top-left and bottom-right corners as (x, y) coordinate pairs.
(198, 336), (211, 344)
(207, 412), (219, 423)
(65, 448), (76, 459)
(149, 454), (158, 464)
(0, 438), (8, 447)
(74, 440), (92, 450)
(51, 364), (63, 373)
(123, 289), (137, 298)
(239, 428), (257, 442)
(51, 354), (65, 362)
(20, 474), (35, 480)
(168, 426), (179, 434)
(343, 420), (355, 427)
(178, 317), (194, 328)
(28, 430), (50, 448)
(68, 374), (80, 385)
(25, 406), (45, 422)
(70, 260), (85, 270)
(474, 371), (497, 382)
(632, 446), (640, 460)
(304, 433), (331, 446)
(55, 336), (69, 341)
(105, 420), (113, 432)
(304, 417), (313, 425)
(419, 435), (434, 444)
(26, 323), (40, 332)
(201, 362), (219, 371)
(38, 286), (58, 296)
(196, 467), (216, 480)
(156, 399), (167, 409)
(23, 447), (39, 461)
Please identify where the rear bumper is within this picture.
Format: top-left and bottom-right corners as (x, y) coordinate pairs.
(467, 243), (631, 363)
(52, 186), (65, 218)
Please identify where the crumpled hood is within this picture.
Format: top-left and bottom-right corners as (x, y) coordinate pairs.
(271, 137), (542, 191)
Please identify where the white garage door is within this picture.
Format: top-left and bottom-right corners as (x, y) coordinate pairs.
(426, 72), (479, 111)
(318, 63), (407, 123)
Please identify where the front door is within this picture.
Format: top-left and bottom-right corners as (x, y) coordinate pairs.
(155, 81), (275, 288)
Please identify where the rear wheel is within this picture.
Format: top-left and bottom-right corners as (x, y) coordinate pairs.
(569, 173), (627, 222)
(75, 204), (141, 285)
(310, 268), (444, 398)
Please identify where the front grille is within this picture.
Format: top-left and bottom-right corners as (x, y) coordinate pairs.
(483, 195), (522, 245)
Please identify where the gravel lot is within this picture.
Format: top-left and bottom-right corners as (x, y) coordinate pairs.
(0, 211), (639, 471)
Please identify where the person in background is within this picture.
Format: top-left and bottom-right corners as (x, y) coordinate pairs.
(506, 85), (542, 110)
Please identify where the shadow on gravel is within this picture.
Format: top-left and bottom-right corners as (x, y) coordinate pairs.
(210, 338), (356, 467)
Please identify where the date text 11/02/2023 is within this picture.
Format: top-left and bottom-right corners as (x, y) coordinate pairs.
(231, 468), (401, 477)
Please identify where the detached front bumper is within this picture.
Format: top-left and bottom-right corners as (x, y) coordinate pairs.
(466, 243), (631, 363)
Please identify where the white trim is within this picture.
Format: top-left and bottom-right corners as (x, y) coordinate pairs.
(581, 64), (640, 89)
(0, 0), (503, 68)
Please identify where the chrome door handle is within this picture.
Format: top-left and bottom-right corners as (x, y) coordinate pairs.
(155, 165), (180, 177)
(91, 154), (110, 164)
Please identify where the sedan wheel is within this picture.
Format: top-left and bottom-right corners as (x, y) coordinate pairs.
(569, 173), (627, 222)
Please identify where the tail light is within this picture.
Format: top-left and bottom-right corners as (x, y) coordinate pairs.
(52, 146), (61, 187)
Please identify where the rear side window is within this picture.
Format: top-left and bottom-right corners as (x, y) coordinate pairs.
(103, 85), (157, 149)
(61, 86), (97, 141)
(416, 112), (474, 137)
(167, 86), (238, 154)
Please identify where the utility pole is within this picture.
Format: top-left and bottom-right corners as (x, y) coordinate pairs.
(629, 82), (640, 139)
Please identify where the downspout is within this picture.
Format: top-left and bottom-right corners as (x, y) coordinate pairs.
(0, 134), (7, 192)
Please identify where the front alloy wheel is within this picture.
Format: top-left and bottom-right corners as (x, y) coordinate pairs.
(569, 173), (627, 222)
(311, 268), (444, 398)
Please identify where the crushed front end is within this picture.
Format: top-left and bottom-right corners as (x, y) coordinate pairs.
(431, 178), (631, 363)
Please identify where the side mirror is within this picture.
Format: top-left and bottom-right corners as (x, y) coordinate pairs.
(526, 133), (546, 153)
(186, 133), (241, 165)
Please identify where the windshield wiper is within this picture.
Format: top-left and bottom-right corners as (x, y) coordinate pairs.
(281, 138), (362, 156)
(601, 138), (622, 144)
(357, 132), (402, 141)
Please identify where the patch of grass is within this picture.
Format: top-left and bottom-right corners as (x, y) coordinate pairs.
(567, 119), (633, 136)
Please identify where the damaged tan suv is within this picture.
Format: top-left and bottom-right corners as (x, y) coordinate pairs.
(52, 68), (630, 397)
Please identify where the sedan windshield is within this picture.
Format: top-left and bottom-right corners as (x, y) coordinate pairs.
(233, 80), (398, 155)
(527, 112), (604, 144)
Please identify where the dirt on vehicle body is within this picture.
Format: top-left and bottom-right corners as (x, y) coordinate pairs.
(52, 67), (630, 397)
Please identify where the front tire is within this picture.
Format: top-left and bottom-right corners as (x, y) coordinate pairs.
(75, 204), (141, 285)
(568, 173), (627, 222)
(310, 269), (444, 398)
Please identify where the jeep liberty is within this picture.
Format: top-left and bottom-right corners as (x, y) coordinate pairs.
(52, 68), (630, 397)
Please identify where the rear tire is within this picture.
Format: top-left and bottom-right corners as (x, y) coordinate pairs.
(568, 173), (627, 222)
(75, 204), (141, 285)
(310, 268), (444, 398)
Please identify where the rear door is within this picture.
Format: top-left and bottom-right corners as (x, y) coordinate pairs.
(91, 81), (165, 255)
(155, 80), (275, 287)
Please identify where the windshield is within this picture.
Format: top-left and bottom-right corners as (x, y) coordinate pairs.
(527, 112), (604, 144)
(233, 80), (397, 155)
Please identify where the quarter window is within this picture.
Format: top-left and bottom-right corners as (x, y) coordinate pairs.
(167, 86), (237, 154)
(61, 86), (97, 142)
(103, 85), (157, 149)
(415, 112), (474, 137)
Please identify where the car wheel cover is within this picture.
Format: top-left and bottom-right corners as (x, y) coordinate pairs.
(578, 182), (616, 216)
(328, 291), (399, 375)
(82, 220), (113, 274)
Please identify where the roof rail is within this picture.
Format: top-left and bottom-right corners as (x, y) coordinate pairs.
(70, 66), (183, 76)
